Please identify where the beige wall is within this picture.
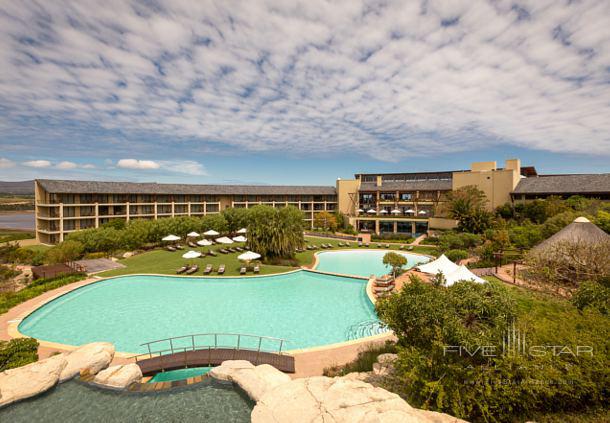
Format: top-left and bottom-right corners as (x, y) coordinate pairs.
(452, 159), (521, 211)
(336, 178), (360, 215)
(428, 217), (458, 230)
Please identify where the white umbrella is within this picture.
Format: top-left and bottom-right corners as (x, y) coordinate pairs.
(216, 236), (234, 244)
(232, 235), (247, 243)
(204, 229), (220, 236)
(418, 210), (427, 215)
(367, 209), (377, 214)
(238, 251), (261, 261)
(182, 250), (202, 259)
(380, 209), (388, 214)
(236, 228), (247, 234)
(357, 209), (364, 213)
(391, 209), (401, 214)
(197, 239), (212, 246)
(405, 209), (415, 214)
(187, 231), (200, 238)
(162, 234), (180, 242)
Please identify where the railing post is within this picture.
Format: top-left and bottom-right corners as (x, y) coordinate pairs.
(214, 334), (217, 349)
(279, 340), (283, 354)
(255, 337), (262, 365)
(237, 334), (241, 350)
(169, 339), (174, 354)
(191, 335), (195, 351)
(147, 343), (152, 359)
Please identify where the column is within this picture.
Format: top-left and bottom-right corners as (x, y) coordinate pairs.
(411, 221), (416, 234)
(393, 221), (397, 233)
(187, 202), (191, 216)
(375, 219), (380, 234)
(126, 202), (130, 222)
(154, 203), (158, 220)
(59, 203), (64, 242)
(171, 201), (175, 217)
(203, 202), (207, 215)
(94, 203), (99, 228)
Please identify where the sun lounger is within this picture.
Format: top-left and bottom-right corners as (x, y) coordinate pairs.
(399, 245), (405, 250)
(407, 246), (414, 251)
(385, 243), (390, 248)
(365, 243), (370, 248)
(188, 241), (197, 248)
(235, 247), (244, 252)
(358, 241), (363, 247)
(175, 244), (184, 250)
(253, 265), (260, 274)
(240, 266), (246, 275)
(167, 246), (176, 252)
(185, 264), (199, 275)
(203, 264), (213, 274)
(218, 265), (225, 275)
(208, 250), (218, 257)
(176, 265), (188, 274)
(219, 249), (229, 254)
(374, 285), (394, 293)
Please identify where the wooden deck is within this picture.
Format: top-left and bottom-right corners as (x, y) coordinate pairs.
(135, 348), (295, 375)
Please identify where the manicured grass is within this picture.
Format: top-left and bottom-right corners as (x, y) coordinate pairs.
(21, 244), (51, 253)
(100, 236), (429, 277)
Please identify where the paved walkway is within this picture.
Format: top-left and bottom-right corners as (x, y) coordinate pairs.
(74, 258), (125, 274)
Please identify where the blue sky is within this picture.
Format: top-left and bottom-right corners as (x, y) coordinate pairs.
(1, 0), (609, 185)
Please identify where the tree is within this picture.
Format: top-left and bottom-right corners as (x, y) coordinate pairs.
(222, 207), (251, 233)
(46, 240), (84, 264)
(382, 252), (407, 279)
(446, 186), (493, 233)
(248, 205), (304, 259)
(313, 211), (337, 232)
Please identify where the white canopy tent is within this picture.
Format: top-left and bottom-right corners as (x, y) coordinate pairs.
(443, 265), (486, 286)
(417, 254), (459, 275)
(232, 235), (247, 243)
(215, 236), (234, 244)
(182, 250), (202, 259)
(187, 231), (200, 238)
(203, 230), (220, 236)
(238, 251), (261, 262)
(162, 234), (180, 242)
(236, 228), (247, 234)
(196, 239), (213, 246)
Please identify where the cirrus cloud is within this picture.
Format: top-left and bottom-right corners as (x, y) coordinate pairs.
(0, 0), (608, 163)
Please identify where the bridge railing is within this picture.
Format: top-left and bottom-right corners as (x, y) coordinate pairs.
(130, 333), (289, 362)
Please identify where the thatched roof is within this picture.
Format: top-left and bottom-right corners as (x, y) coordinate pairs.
(532, 217), (610, 253)
(513, 174), (610, 195)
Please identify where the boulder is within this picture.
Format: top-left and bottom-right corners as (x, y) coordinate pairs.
(122, 252), (134, 259)
(0, 354), (67, 407)
(93, 364), (142, 389)
(59, 342), (115, 382)
(252, 376), (468, 423)
(231, 364), (291, 402)
(208, 360), (255, 381)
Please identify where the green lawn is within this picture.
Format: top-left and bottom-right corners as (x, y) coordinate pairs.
(100, 236), (429, 277)
(22, 244), (52, 253)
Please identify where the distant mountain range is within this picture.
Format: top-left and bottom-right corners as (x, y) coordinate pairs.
(0, 180), (35, 195)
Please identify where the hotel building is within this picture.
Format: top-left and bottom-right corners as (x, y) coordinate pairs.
(35, 159), (610, 244)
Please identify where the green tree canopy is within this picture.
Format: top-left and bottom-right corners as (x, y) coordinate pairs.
(247, 205), (304, 259)
(382, 252), (407, 278)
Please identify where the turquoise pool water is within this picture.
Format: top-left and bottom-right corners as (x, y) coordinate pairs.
(0, 380), (252, 422)
(314, 250), (429, 277)
(149, 367), (212, 383)
(19, 271), (376, 353)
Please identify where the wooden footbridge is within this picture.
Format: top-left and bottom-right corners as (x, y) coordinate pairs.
(131, 333), (295, 375)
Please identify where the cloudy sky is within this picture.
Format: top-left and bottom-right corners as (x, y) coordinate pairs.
(0, 0), (609, 184)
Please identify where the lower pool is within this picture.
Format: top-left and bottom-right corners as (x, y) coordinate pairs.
(314, 250), (429, 277)
(0, 380), (252, 422)
(19, 270), (377, 353)
(149, 367), (212, 383)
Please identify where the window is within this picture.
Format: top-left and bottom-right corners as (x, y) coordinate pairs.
(400, 193), (413, 201)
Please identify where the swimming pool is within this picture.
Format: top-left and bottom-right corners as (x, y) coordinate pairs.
(314, 250), (429, 277)
(0, 380), (252, 422)
(18, 271), (377, 353)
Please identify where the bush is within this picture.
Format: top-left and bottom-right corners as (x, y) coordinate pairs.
(437, 231), (481, 251)
(0, 264), (21, 282)
(84, 252), (108, 260)
(323, 341), (397, 377)
(571, 281), (609, 315)
(0, 273), (86, 315)
(248, 205), (304, 259)
(45, 240), (84, 264)
(444, 249), (468, 263)
(375, 277), (609, 422)
(0, 243), (36, 265)
(372, 233), (415, 243)
(0, 338), (39, 371)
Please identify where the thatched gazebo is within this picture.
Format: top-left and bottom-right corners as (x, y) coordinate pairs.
(532, 216), (610, 254)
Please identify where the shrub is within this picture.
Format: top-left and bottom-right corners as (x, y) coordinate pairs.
(323, 341), (397, 377)
(248, 205), (304, 258)
(444, 249), (468, 263)
(437, 231), (481, 251)
(571, 281), (609, 315)
(45, 240), (84, 264)
(372, 233), (415, 242)
(84, 252), (108, 260)
(0, 273), (86, 315)
(0, 243), (36, 265)
(0, 338), (39, 371)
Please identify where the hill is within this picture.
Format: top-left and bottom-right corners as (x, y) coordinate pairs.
(0, 180), (34, 195)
